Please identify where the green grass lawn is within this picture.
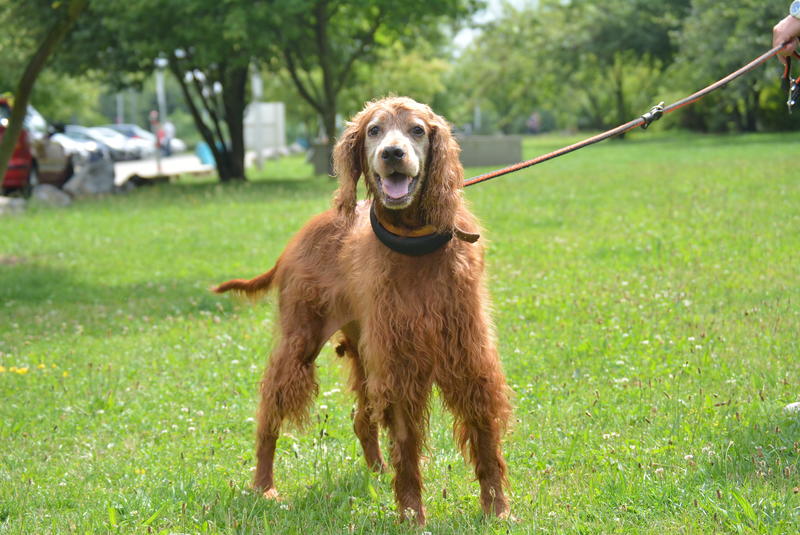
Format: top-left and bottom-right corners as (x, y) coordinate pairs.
(1, 131), (799, 534)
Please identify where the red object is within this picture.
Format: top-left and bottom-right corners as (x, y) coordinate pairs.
(0, 98), (34, 192)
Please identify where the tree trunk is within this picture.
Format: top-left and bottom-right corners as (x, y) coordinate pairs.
(321, 106), (337, 176)
(316, 0), (336, 177)
(0, 0), (87, 182)
(613, 59), (627, 139)
(743, 84), (759, 132)
(222, 63), (248, 181)
(169, 57), (241, 182)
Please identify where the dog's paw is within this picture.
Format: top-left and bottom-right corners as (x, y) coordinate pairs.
(367, 459), (388, 473)
(399, 506), (426, 526)
(262, 487), (280, 500)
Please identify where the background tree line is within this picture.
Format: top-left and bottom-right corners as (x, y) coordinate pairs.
(1, 0), (796, 182)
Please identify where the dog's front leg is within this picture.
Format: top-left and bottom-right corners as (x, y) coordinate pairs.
(384, 391), (430, 524)
(436, 333), (512, 518)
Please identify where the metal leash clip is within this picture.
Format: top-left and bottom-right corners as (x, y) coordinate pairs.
(789, 77), (800, 114)
(640, 102), (665, 129)
(782, 53), (800, 114)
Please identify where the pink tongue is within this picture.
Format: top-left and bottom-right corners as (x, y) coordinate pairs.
(381, 175), (411, 199)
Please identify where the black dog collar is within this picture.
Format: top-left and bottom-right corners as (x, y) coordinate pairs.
(369, 204), (452, 256)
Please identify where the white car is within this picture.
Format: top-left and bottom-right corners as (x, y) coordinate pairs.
(88, 127), (142, 160)
(55, 132), (110, 164)
(66, 125), (128, 161)
(105, 123), (184, 156)
(53, 132), (116, 195)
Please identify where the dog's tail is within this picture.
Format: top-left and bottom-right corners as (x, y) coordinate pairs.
(213, 263), (278, 298)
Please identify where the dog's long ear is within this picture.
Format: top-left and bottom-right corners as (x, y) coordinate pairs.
(332, 112), (367, 219)
(423, 114), (463, 231)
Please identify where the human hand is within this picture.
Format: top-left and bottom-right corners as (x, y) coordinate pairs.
(773, 15), (800, 65)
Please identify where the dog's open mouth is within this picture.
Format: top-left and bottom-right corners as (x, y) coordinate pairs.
(376, 172), (418, 207)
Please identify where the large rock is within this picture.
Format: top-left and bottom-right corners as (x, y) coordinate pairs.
(31, 184), (72, 207)
(0, 196), (26, 216)
(63, 158), (115, 197)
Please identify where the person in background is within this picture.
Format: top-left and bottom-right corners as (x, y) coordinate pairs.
(773, 1), (800, 64)
(162, 120), (176, 157)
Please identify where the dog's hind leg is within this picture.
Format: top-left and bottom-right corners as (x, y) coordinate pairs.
(252, 301), (328, 497)
(336, 323), (386, 472)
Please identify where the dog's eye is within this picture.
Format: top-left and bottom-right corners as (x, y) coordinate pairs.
(367, 125), (381, 137)
(411, 126), (425, 136)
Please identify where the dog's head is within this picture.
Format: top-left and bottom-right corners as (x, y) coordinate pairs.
(333, 97), (463, 229)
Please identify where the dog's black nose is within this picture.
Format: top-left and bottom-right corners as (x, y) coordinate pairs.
(381, 146), (405, 161)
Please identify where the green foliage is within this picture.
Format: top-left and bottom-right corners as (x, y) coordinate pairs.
(257, 0), (477, 174)
(261, 37), (455, 143)
(0, 0), (107, 125)
(30, 72), (107, 125)
(1, 0), (797, 148)
(669, 0), (787, 132)
(342, 40), (452, 115)
(449, 0), (797, 134)
(0, 0), (88, 181)
(1, 132), (799, 532)
(55, 0), (285, 180)
(449, 0), (691, 133)
(446, 4), (549, 133)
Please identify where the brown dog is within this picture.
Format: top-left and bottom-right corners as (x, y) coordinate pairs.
(215, 97), (511, 523)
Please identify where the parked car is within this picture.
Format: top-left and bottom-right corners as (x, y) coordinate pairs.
(56, 132), (116, 196)
(61, 128), (111, 160)
(104, 123), (185, 156)
(66, 125), (134, 161)
(101, 124), (156, 159)
(1, 97), (74, 195)
(56, 131), (111, 164)
(104, 123), (153, 141)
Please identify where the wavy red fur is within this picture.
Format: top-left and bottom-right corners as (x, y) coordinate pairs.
(213, 265), (278, 297)
(214, 97), (512, 524)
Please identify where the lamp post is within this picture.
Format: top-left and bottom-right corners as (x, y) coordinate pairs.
(115, 93), (124, 124)
(152, 57), (168, 174)
(154, 57), (168, 122)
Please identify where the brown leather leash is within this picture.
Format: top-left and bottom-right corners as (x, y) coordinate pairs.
(464, 43), (795, 188)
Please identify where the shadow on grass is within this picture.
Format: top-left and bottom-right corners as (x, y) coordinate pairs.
(186, 467), (496, 535)
(0, 262), (212, 306)
(127, 175), (337, 208)
(0, 261), (235, 337)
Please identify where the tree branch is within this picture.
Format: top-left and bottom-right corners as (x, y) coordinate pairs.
(314, 0), (335, 109)
(0, 0), (88, 181)
(169, 54), (231, 180)
(283, 49), (324, 115)
(333, 7), (384, 94)
(189, 66), (229, 154)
